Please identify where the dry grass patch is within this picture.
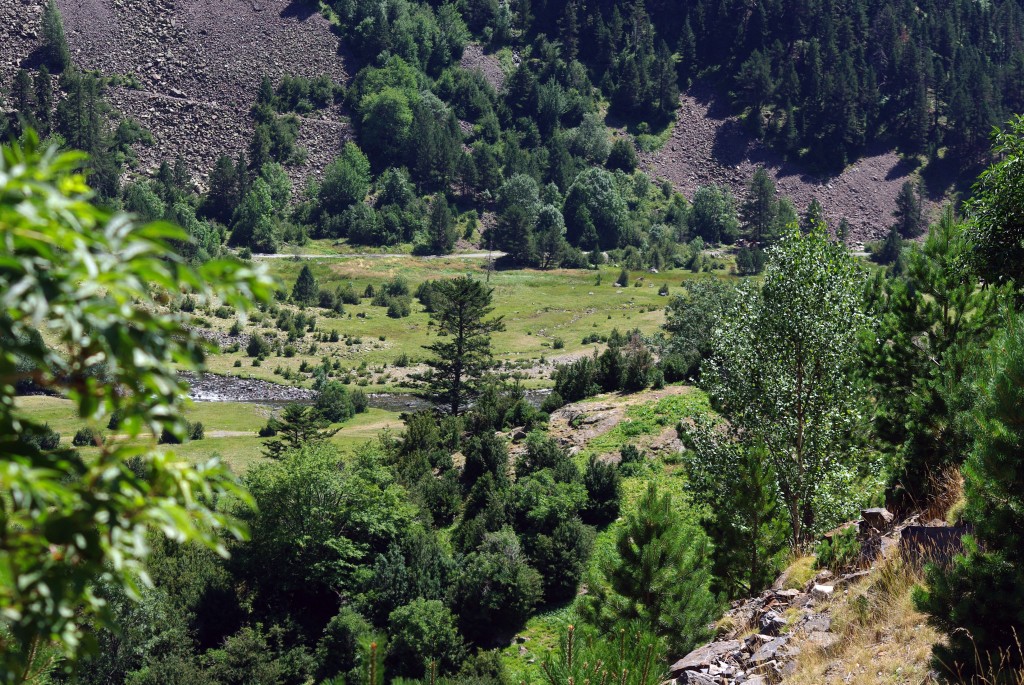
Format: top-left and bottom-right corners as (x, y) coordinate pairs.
(784, 554), (941, 685)
(777, 554), (817, 591)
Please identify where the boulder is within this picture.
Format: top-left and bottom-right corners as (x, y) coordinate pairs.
(811, 584), (834, 601)
(669, 640), (742, 674)
(800, 613), (832, 634)
(806, 631), (841, 651)
(759, 610), (787, 635)
(750, 636), (790, 664)
(862, 507), (895, 530)
(678, 673), (718, 685)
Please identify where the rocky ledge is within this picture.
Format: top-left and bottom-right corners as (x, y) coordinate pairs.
(665, 507), (969, 685)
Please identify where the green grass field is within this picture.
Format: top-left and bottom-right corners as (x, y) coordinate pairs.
(194, 256), (734, 394)
(13, 396), (402, 474)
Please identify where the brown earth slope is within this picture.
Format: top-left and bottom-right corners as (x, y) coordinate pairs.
(1, 0), (351, 185)
(641, 87), (940, 246)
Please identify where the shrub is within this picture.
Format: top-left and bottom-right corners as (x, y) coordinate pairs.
(386, 599), (465, 679)
(318, 288), (338, 310)
(552, 337), (565, 349)
(337, 283), (361, 305)
(246, 332), (272, 358)
(107, 408), (125, 430)
(387, 297), (411, 318)
(540, 390), (565, 414)
(351, 389), (369, 414)
(258, 422), (278, 437)
(158, 420), (204, 444)
(72, 427), (97, 447)
(815, 525), (860, 571)
(316, 381), (355, 422)
(582, 456), (621, 525)
(20, 422), (61, 451)
(616, 268), (629, 287)
(553, 355), (601, 402)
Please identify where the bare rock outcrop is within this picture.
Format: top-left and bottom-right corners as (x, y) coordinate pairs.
(2, 0), (352, 186)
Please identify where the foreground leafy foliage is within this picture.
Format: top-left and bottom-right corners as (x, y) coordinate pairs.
(0, 134), (274, 681)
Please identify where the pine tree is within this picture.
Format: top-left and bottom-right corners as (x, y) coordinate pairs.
(33, 66), (53, 135)
(415, 277), (505, 415)
(836, 217), (850, 244)
(291, 264), (319, 305)
(10, 70), (35, 133)
(741, 166), (780, 244)
(427, 197), (457, 255)
(801, 198), (826, 233)
(683, 420), (789, 598)
(262, 403), (339, 459)
(914, 308), (1024, 678)
(200, 155), (241, 225)
(893, 181), (924, 238)
(41, 0), (72, 71)
(578, 482), (719, 656)
(862, 207), (1000, 507)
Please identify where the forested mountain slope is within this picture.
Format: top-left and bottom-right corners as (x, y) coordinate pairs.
(2, 0), (1019, 246)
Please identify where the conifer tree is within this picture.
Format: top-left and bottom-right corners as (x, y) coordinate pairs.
(801, 197), (826, 233)
(893, 181), (925, 238)
(416, 277), (504, 415)
(291, 264), (319, 305)
(578, 482), (718, 655)
(861, 207), (1000, 507)
(41, 0), (72, 72)
(262, 403), (339, 459)
(683, 421), (789, 597)
(915, 308), (1024, 678)
(427, 197), (457, 255)
(200, 155), (241, 225)
(33, 66), (53, 135)
(741, 166), (780, 244)
(10, 70), (35, 133)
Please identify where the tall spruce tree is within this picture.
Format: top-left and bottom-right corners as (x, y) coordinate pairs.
(893, 181), (925, 238)
(741, 166), (780, 244)
(427, 197), (457, 255)
(41, 0), (72, 71)
(416, 277), (504, 415)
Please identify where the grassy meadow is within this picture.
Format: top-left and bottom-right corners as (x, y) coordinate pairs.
(14, 395), (404, 475)
(195, 254), (734, 394)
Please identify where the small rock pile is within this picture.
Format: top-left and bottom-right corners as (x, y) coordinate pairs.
(665, 507), (963, 684)
(664, 574), (845, 685)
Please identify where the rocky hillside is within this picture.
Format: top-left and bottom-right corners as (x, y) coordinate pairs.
(1, 0), (351, 185)
(665, 508), (964, 684)
(640, 87), (935, 246)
